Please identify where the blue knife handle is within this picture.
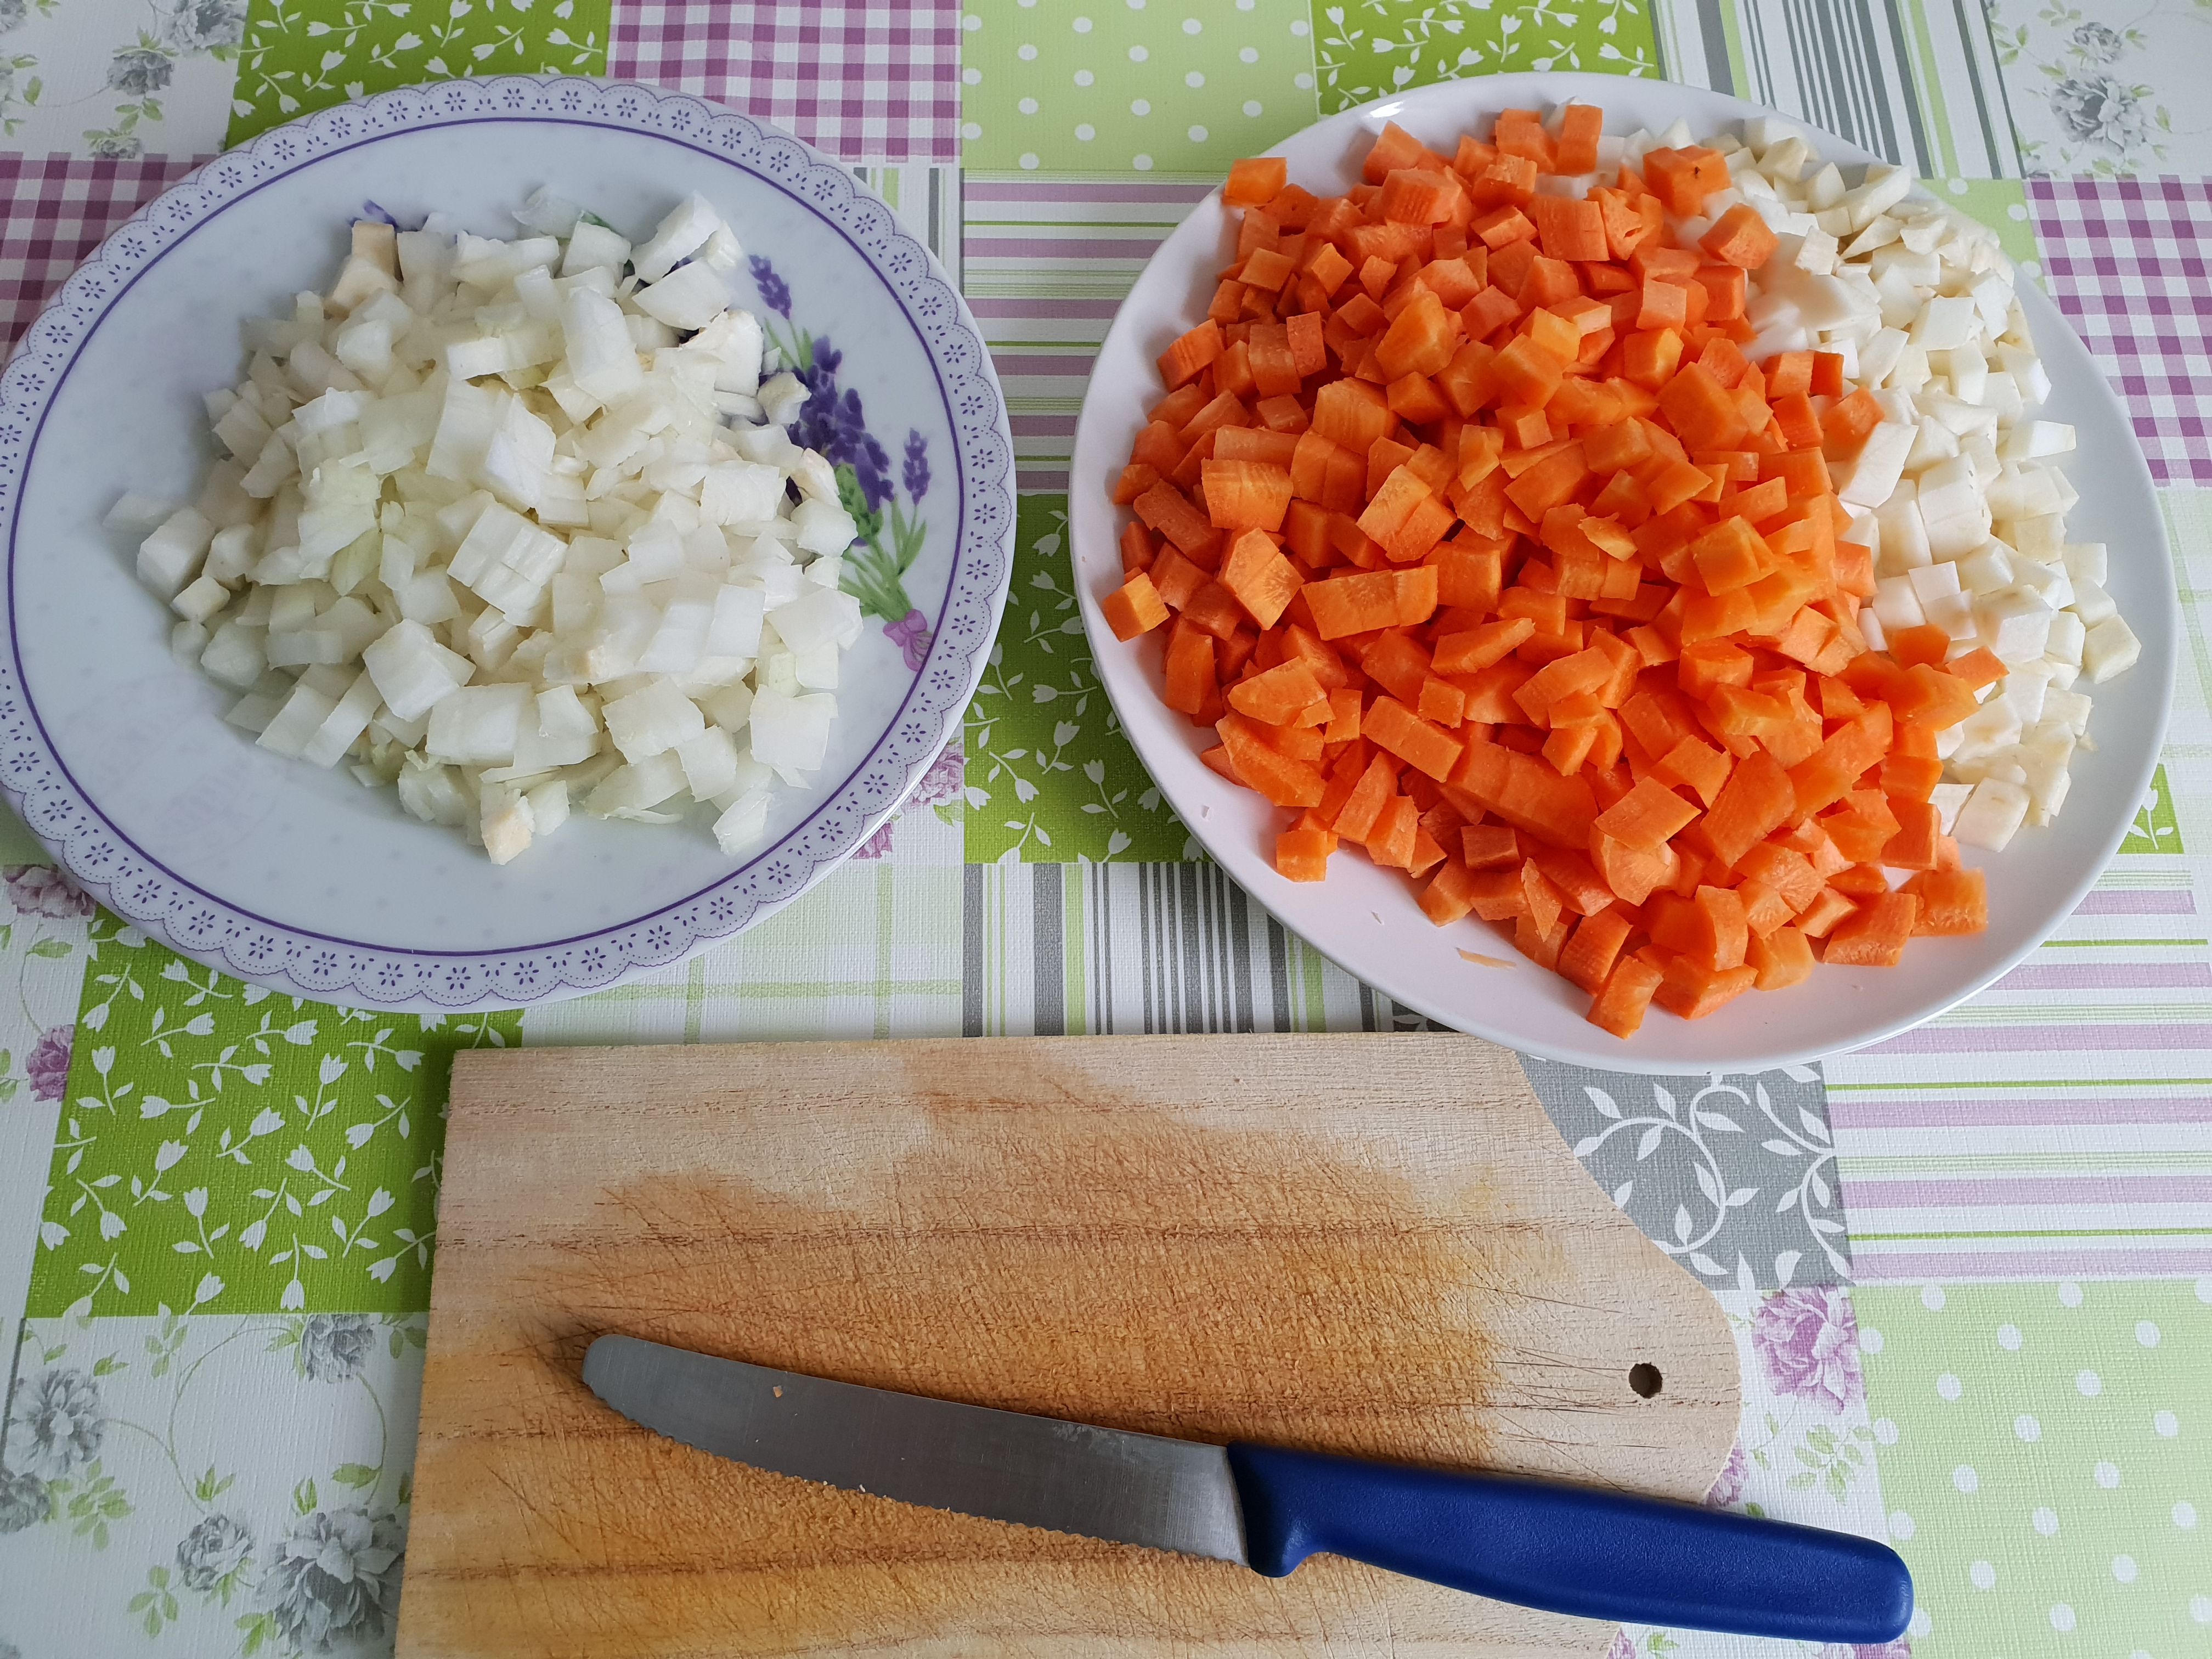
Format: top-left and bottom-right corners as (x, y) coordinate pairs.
(1225, 1442), (1911, 1643)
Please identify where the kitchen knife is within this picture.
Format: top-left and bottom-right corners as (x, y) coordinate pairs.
(582, 1333), (1911, 1642)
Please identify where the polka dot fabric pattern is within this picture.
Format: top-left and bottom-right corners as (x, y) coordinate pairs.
(960, 0), (1321, 176)
(1856, 1279), (2212, 1656)
(609, 2), (964, 162)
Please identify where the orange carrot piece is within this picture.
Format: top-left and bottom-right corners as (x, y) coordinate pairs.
(1365, 695), (1465, 781)
(1219, 529), (1304, 630)
(1224, 156), (1289, 207)
(1588, 954), (1666, 1037)
(1101, 571), (1170, 641)
(1901, 867), (1988, 934)
(1700, 204), (1779, 269)
(1158, 320), (1225, 390)
(1274, 825), (1334, 881)
(1825, 891), (1921, 967)
(1594, 776), (1701, 850)
(1747, 925), (1814, 990)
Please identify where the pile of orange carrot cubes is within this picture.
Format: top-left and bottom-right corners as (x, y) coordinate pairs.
(1097, 106), (1991, 1039)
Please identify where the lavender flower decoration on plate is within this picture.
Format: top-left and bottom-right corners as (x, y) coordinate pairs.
(751, 253), (937, 670)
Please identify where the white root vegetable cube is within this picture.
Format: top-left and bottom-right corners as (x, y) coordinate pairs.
(2069, 578), (2118, 627)
(138, 507), (215, 599)
(584, 752), (687, 816)
(2000, 420), (2075, 461)
(635, 261), (729, 330)
(2045, 609), (2085, 669)
(256, 681), (338, 760)
(711, 788), (771, 855)
(1870, 574), (1925, 633)
(603, 676), (707, 762)
(634, 193), (726, 283)
(2042, 687), (2092, 735)
(1923, 589), (1977, 641)
(479, 396), (556, 510)
(426, 379), (505, 482)
(1955, 696), (2022, 756)
(1874, 494), (1931, 573)
(1905, 560), (1961, 605)
(364, 618), (473, 721)
(561, 221), (630, 276)
(426, 682), (530, 765)
(1954, 776), (2029, 850)
(1976, 585), (2053, 662)
(770, 584), (862, 653)
(537, 684), (599, 741)
(1911, 295), (1979, 350)
(397, 756), (470, 826)
(2083, 614), (2141, 683)
(698, 460), (787, 525)
(561, 287), (644, 403)
(791, 496), (859, 556)
(526, 777), (570, 837)
(1955, 540), (2014, 595)
(758, 372), (808, 429)
(1857, 609), (1888, 653)
(201, 620), (267, 691)
(2061, 542), (2107, 587)
(1929, 782), (1973, 835)
(300, 669), (384, 768)
(171, 573), (229, 623)
(480, 787), (535, 866)
(1836, 421), (1915, 509)
(676, 725), (740, 799)
(708, 583), (766, 658)
(2011, 556), (2073, 612)
(747, 686), (835, 771)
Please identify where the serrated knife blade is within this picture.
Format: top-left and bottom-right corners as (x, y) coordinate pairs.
(582, 1333), (1912, 1645)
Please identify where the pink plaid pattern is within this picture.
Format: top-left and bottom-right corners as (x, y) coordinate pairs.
(610, 2), (962, 163)
(2029, 177), (2212, 488)
(0, 155), (205, 356)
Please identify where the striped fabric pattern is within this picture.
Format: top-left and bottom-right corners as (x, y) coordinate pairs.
(962, 178), (1210, 493)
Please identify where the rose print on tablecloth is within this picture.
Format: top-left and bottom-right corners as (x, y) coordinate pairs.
(173, 1509), (253, 1592)
(1752, 1287), (1864, 1413)
(1703, 1439), (1750, 1507)
(747, 255), (936, 668)
(0, 1468), (49, 1533)
(25, 1023), (70, 1102)
(296, 1315), (375, 1385)
(3, 865), (91, 920)
(258, 1503), (404, 1653)
(1988, 0), (2187, 174)
(4, 1365), (105, 1480)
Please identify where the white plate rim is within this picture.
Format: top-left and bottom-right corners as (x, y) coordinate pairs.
(1070, 71), (2176, 1074)
(0, 75), (1016, 1013)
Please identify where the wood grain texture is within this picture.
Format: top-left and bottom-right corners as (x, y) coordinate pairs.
(398, 1035), (1740, 1659)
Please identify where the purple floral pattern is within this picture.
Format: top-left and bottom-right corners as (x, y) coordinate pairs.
(1752, 1287), (1864, 1413)
(3, 865), (92, 919)
(26, 1024), (71, 1102)
(748, 257), (934, 661)
(1705, 1438), (1750, 1507)
(851, 744), (964, 860)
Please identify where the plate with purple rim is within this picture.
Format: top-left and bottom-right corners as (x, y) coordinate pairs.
(0, 75), (1014, 1012)
(1070, 72), (2173, 1074)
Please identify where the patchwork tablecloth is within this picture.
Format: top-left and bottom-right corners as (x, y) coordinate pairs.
(1, 4), (2207, 1656)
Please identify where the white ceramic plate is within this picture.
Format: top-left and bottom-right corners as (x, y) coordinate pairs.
(1071, 72), (2174, 1074)
(0, 76), (1014, 1012)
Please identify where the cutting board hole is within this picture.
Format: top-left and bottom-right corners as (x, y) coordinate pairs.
(1628, 1363), (1663, 1398)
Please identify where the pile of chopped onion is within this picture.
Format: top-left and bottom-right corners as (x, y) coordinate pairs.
(112, 188), (864, 864)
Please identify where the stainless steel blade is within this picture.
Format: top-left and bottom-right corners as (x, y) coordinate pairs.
(582, 1334), (1249, 1565)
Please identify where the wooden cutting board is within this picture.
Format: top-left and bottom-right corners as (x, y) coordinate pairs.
(398, 1035), (1739, 1658)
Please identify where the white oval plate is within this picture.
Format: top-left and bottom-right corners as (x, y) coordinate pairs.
(1072, 72), (2174, 1074)
(0, 76), (1014, 1012)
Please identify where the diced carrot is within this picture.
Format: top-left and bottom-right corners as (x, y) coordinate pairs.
(1643, 147), (1730, 216)
(1274, 825), (1334, 881)
(1555, 103), (1604, 174)
(1133, 479), (1223, 562)
(1159, 320), (1225, 390)
(1162, 619), (1216, 715)
(1825, 891), (1921, 967)
(1747, 926), (1814, 990)
(1225, 156), (1290, 207)
(1588, 953), (1666, 1036)
(1901, 867), (1988, 934)
(1652, 956), (1756, 1019)
(1699, 204), (1779, 269)
(1594, 776), (1701, 850)
(1530, 194), (1609, 263)
(1793, 885), (1858, 939)
(1101, 571), (1170, 641)
(1201, 459), (1294, 532)
(1559, 907), (1634, 994)
(1365, 695), (1466, 781)
(1228, 659), (1327, 725)
(1820, 387), (1882, 455)
(1219, 529), (1304, 630)
(1367, 793), (1420, 869)
(1698, 749), (1796, 868)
